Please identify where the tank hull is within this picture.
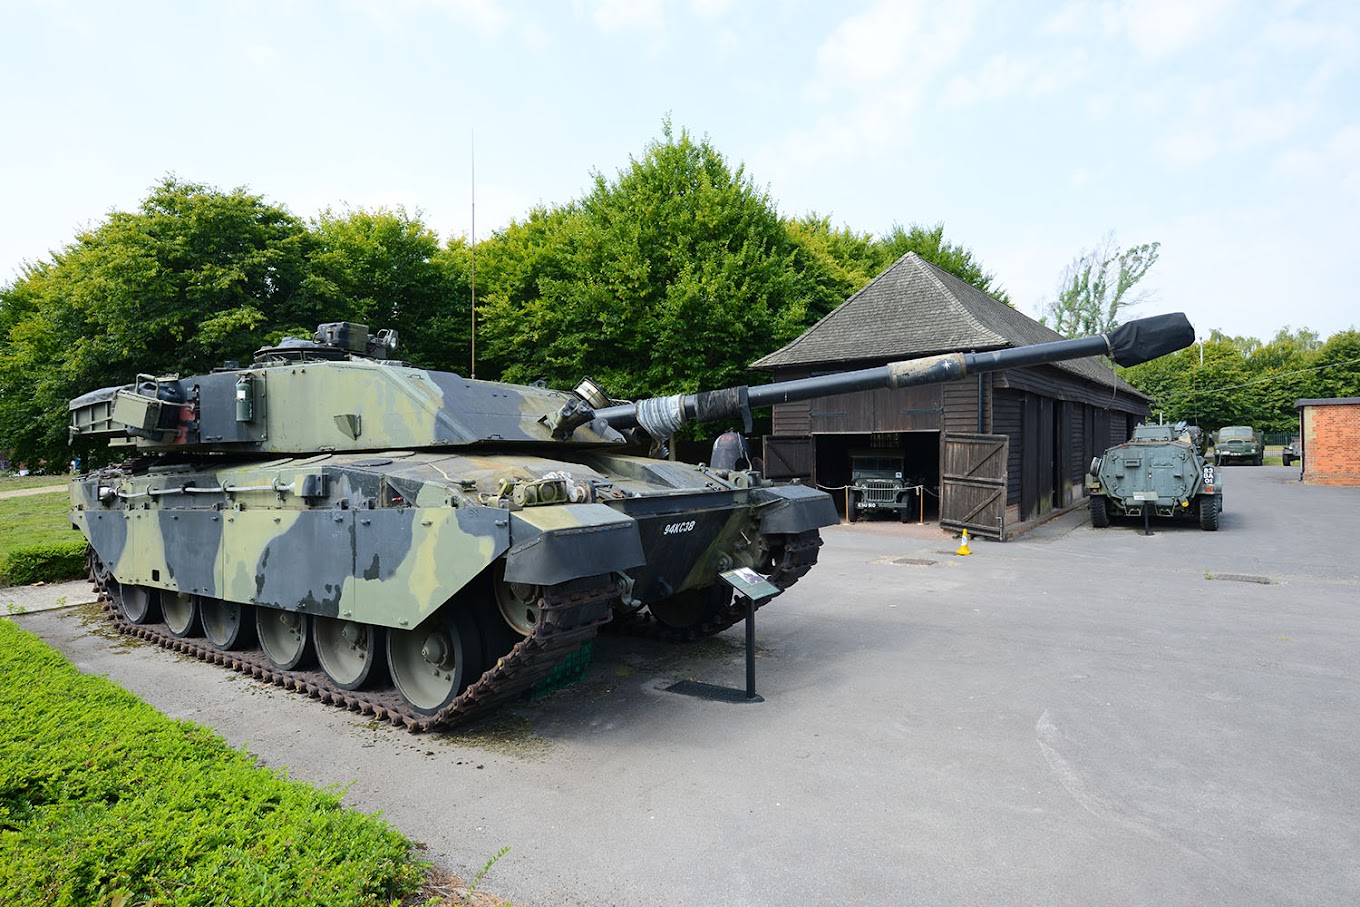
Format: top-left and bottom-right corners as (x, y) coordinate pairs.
(72, 447), (835, 729)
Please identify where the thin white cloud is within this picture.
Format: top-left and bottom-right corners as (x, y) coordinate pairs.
(578, 0), (664, 33)
(689, 0), (732, 21)
(346, 0), (511, 37)
(940, 49), (1088, 107)
(812, 0), (977, 94)
(1109, 0), (1238, 59)
(1157, 131), (1221, 170)
(770, 0), (977, 174)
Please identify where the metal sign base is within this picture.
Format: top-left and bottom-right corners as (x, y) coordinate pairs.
(665, 571), (774, 705)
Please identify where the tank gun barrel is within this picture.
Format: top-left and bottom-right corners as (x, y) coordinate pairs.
(589, 312), (1194, 438)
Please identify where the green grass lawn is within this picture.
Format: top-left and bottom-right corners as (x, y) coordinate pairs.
(0, 491), (86, 585)
(0, 474), (70, 492)
(0, 620), (430, 907)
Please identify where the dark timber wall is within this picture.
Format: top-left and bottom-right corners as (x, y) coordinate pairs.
(761, 361), (1147, 527)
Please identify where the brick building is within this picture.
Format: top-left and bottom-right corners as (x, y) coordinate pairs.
(1294, 397), (1360, 486)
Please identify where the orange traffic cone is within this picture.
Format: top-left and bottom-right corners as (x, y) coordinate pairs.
(956, 529), (972, 556)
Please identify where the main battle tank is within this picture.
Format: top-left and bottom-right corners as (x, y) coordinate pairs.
(68, 313), (1194, 730)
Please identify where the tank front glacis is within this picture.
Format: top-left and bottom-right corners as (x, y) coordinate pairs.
(1086, 422), (1221, 526)
(66, 322), (839, 730)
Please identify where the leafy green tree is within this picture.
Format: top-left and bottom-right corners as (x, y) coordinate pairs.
(0, 177), (315, 465)
(783, 215), (881, 312)
(874, 223), (1010, 304)
(308, 207), (471, 371)
(1307, 330), (1360, 401)
(1043, 234), (1160, 337)
(475, 124), (846, 410)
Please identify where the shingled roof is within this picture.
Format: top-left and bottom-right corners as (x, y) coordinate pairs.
(751, 252), (1144, 396)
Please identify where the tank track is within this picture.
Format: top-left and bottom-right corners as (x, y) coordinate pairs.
(609, 529), (823, 642)
(91, 565), (617, 733)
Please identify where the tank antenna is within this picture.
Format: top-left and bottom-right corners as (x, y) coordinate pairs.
(470, 131), (477, 379)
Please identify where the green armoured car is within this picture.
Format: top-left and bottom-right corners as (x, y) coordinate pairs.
(67, 315), (1194, 728)
(1086, 422), (1222, 530)
(1214, 425), (1263, 466)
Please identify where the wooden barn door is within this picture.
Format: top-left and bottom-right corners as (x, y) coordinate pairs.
(940, 433), (1009, 539)
(762, 436), (815, 483)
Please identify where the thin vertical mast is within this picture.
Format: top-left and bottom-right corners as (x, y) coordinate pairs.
(470, 132), (477, 379)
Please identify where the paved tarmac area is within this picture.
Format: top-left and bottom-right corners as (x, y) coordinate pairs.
(14, 465), (1360, 906)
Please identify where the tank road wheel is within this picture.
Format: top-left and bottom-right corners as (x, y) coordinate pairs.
(257, 610), (314, 670)
(387, 607), (484, 715)
(647, 584), (735, 631)
(313, 617), (388, 690)
(118, 585), (161, 625)
(1089, 495), (1111, 528)
(1198, 495), (1220, 531)
(200, 598), (256, 651)
(163, 591), (201, 638)
(494, 570), (543, 637)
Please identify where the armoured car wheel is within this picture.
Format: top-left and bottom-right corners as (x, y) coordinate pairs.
(117, 584), (160, 625)
(314, 617), (388, 690)
(257, 610), (314, 670)
(648, 584), (735, 630)
(1198, 495), (1219, 531)
(1089, 495), (1111, 528)
(200, 598), (256, 651)
(163, 591), (201, 638)
(388, 606), (484, 714)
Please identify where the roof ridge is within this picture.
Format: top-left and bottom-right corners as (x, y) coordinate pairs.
(908, 254), (1008, 349)
(751, 249), (917, 366)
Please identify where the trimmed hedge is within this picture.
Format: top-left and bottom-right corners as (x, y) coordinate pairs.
(0, 620), (427, 906)
(0, 539), (88, 586)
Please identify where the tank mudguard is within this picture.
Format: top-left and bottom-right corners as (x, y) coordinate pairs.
(750, 484), (839, 535)
(505, 504), (646, 586)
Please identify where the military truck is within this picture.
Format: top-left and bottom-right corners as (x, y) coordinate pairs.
(1214, 425), (1263, 466)
(1282, 435), (1302, 467)
(846, 452), (918, 523)
(1086, 422), (1222, 530)
(67, 313), (1194, 729)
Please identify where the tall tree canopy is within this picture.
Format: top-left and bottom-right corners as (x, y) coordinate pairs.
(876, 223), (1010, 305)
(1043, 234), (1160, 337)
(0, 177), (317, 464)
(474, 124), (849, 402)
(0, 179), (466, 466)
(1119, 327), (1360, 433)
(308, 207), (473, 372)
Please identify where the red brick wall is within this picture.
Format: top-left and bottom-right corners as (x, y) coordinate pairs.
(1302, 402), (1360, 486)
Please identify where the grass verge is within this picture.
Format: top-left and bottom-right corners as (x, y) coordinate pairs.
(0, 491), (87, 585)
(0, 619), (429, 907)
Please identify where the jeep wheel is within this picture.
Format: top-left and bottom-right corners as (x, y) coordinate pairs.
(1090, 495), (1110, 528)
(1198, 495), (1219, 531)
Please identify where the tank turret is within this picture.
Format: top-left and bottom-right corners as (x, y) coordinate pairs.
(68, 313), (1194, 730)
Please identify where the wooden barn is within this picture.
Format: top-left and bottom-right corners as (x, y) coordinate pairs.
(751, 252), (1151, 539)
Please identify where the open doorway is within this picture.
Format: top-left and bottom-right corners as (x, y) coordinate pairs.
(814, 431), (941, 523)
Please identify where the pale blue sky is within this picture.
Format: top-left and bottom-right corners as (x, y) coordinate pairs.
(2, 0), (1356, 343)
